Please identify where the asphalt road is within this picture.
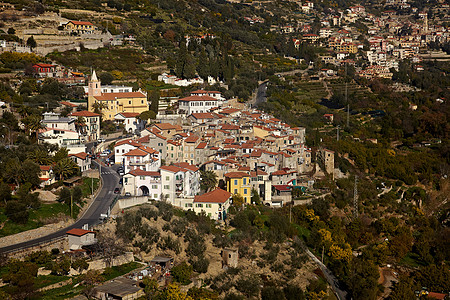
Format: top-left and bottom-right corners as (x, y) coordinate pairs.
(255, 81), (268, 107)
(0, 160), (120, 254)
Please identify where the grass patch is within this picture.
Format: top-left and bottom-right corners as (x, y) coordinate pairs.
(101, 262), (142, 281)
(293, 224), (311, 239)
(80, 177), (100, 198)
(400, 252), (426, 268)
(39, 279), (84, 300)
(35, 275), (70, 289)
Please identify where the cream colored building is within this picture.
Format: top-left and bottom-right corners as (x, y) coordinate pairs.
(87, 71), (148, 120)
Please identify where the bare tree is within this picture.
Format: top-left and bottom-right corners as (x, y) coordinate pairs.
(95, 230), (125, 268)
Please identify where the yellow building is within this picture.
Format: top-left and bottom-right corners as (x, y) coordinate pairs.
(64, 21), (96, 34)
(225, 171), (251, 204)
(88, 71), (149, 120)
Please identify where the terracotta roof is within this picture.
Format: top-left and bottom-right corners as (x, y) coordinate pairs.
(220, 108), (240, 114)
(238, 166), (250, 171)
(60, 101), (77, 107)
(128, 168), (160, 177)
(196, 142), (207, 149)
(66, 228), (95, 236)
(224, 171), (249, 178)
(184, 135), (199, 143)
(94, 92), (146, 101)
(138, 146), (158, 154)
(272, 170), (288, 176)
(160, 165), (183, 173)
(69, 152), (88, 160)
(115, 139), (142, 147)
(154, 123), (182, 131)
(173, 162), (199, 172)
(68, 21), (94, 26)
(250, 170), (268, 176)
(123, 149), (148, 157)
(273, 185), (291, 191)
(221, 124), (240, 130)
(194, 188), (231, 203)
(33, 63), (56, 68)
(40, 165), (51, 171)
(117, 112), (140, 118)
(191, 113), (216, 119)
(70, 110), (100, 117)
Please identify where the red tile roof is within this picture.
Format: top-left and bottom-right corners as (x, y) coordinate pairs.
(70, 111), (100, 117)
(185, 135), (200, 143)
(173, 162), (199, 172)
(194, 188), (231, 203)
(225, 171), (249, 178)
(40, 165), (51, 171)
(115, 139), (142, 147)
(94, 92), (146, 101)
(69, 152), (88, 160)
(196, 142), (207, 149)
(68, 21), (94, 26)
(66, 228), (95, 236)
(117, 112), (140, 118)
(60, 101), (77, 107)
(273, 185), (291, 191)
(128, 169), (160, 177)
(123, 149), (148, 157)
(160, 165), (183, 173)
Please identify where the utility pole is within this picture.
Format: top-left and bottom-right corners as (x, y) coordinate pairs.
(70, 192), (73, 219)
(337, 125), (340, 141)
(353, 176), (358, 218)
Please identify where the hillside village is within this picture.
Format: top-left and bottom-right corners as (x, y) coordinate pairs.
(0, 0), (447, 299)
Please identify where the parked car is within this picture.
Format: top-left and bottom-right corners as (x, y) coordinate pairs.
(119, 178), (123, 185)
(98, 138), (105, 143)
(125, 192), (131, 196)
(114, 187), (120, 194)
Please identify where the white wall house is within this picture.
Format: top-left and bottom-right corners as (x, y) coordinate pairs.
(39, 128), (86, 154)
(69, 152), (91, 172)
(123, 146), (161, 174)
(123, 169), (161, 198)
(69, 110), (101, 142)
(178, 95), (219, 115)
(114, 112), (146, 133)
(114, 139), (142, 165)
(160, 163), (200, 203)
(191, 188), (231, 221)
(41, 112), (76, 131)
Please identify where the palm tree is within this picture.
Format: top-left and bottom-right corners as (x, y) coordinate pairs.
(53, 157), (79, 181)
(200, 170), (218, 192)
(23, 115), (44, 142)
(92, 101), (107, 118)
(75, 116), (87, 134)
(27, 148), (51, 165)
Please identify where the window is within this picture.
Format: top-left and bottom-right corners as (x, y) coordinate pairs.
(165, 176), (170, 181)
(234, 179), (238, 185)
(206, 204), (212, 208)
(258, 176), (263, 181)
(196, 203), (203, 208)
(244, 189), (248, 195)
(154, 194), (158, 198)
(129, 101), (131, 104)
(208, 213), (211, 217)
(243, 178), (246, 185)
(234, 189), (238, 194)
(124, 178), (128, 184)
(164, 185), (169, 190)
(152, 185), (157, 189)
(140, 176), (145, 180)
(185, 203), (193, 208)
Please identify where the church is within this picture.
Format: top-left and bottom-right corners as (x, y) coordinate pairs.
(87, 71), (149, 121)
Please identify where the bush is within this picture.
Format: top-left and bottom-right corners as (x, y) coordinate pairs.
(171, 262), (192, 285)
(191, 256), (209, 273)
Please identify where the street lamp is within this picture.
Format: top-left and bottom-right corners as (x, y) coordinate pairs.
(1, 124), (11, 146)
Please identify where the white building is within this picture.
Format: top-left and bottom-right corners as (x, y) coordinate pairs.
(41, 112), (75, 131)
(191, 188), (231, 221)
(123, 169), (161, 198)
(178, 95), (219, 115)
(123, 145), (161, 174)
(69, 152), (91, 172)
(160, 163), (200, 203)
(83, 84), (133, 96)
(114, 139), (143, 165)
(39, 128), (86, 154)
(69, 110), (101, 142)
(114, 112), (146, 133)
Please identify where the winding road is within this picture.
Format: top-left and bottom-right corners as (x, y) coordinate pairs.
(0, 161), (120, 254)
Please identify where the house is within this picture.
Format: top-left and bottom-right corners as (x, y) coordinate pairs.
(146, 123), (182, 138)
(39, 127), (84, 154)
(225, 171), (251, 204)
(123, 146), (160, 174)
(69, 152), (91, 172)
(190, 90), (225, 101)
(221, 248), (238, 269)
(93, 277), (144, 300)
(271, 169), (297, 185)
(160, 163), (200, 203)
(41, 112), (76, 131)
(64, 20), (97, 34)
(123, 169), (161, 198)
(271, 185), (292, 206)
(114, 112), (146, 133)
(32, 64), (58, 78)
(114, 139), (142, 166)
(192, 188), (231, 220)
(178, 95), (219, 115)
(39, 165), (55, 187)
(66, 228), (97, 250)
(138, 131), (167, 158)
(69, 110), (101, 142)
(87, 71), (148, 120)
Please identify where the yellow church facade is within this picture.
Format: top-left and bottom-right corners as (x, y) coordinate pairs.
(87, 71), (149, 120)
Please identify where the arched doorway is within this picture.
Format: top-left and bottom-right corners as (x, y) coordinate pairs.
(139, 185), (149, 196)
